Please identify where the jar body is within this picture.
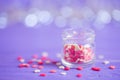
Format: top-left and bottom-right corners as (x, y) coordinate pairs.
(61, 28), (95, 68)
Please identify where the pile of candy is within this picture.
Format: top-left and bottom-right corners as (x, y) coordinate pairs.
(17, 53), (116, 78)
(63, 44), (94, 63)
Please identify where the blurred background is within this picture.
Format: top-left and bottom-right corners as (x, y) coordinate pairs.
(0, 0), (120, 59)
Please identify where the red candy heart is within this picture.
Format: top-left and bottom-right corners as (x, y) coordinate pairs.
(49, 69), (57, 73)
(38, 61), (43, 65)
(91, 67), (101, 71)
(64, 67), (70, 71)
(18, 63), (30, 68)
(76, 74), (82, 78)
(76, 66), (83, 70)
(39, 73), (46, 77)
(109, 65), (115, 69)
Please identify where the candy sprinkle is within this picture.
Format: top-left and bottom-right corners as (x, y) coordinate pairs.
(38, 61), (43, 65)
(60, 72), (67, 75)
(64, 67), (70, 71)
(58, 65), (65, 69)
(109, 65), (115, 69)
(17, 56), (25, 63)
(33, 69), (41, 73)
(103, 60), (110, 65)
(18, 63), (30, 68)
(56, 62), (62, 66)
(19, 58), (25, 63)
(91, 67), (101, 71)
(39, 73), (46, 77)
(76, 74), (82, 78)
(49, 69), (57, 73)
(76, 66), (83, 70)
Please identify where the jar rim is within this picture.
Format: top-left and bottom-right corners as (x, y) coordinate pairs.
(62, 28), (95, 40)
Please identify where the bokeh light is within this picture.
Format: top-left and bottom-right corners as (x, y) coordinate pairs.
(0, 16), (7, 29)
(112, 9), (120, 22)
(24, 14), (38, 27)
(93, 10), (112, 30)
(0, 0), (119, 30)
(96, 10), (111, 24)
(37, 11), (53, 25)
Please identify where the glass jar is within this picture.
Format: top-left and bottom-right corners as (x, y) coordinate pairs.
(61, 28), (95, 68)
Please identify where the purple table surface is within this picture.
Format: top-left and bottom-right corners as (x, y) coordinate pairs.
(0, 23), (120, 80)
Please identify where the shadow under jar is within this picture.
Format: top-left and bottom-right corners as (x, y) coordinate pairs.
(61, 28), (95, 68)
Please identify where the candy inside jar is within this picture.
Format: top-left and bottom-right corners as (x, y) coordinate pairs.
(64, 44), (94, 63)
(61, 28), (95, 68)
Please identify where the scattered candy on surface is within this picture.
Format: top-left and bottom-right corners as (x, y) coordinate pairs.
(103, 60), (110, 64)
(17, 56), (23, 60)
(56, 62), (62, 66)
(38, 61), (43, 65)
(19, 58), (25, 63)
(17, 54), (117, 78)
(49, 69), (57, 73)
(60, 72), (67, 75)
(39, 73), (46, 77)
(17, 56), (25, 63)
(33, 69), (41, 73)
(58, 65), (65, 69)
(76, 74), (82, 78)
(64, 67), (70, 71)
(109, 65), (115, 69)
(18, 63), (30, 68)
(91, 67), (101, 71)
(76, 66), (83, 70)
